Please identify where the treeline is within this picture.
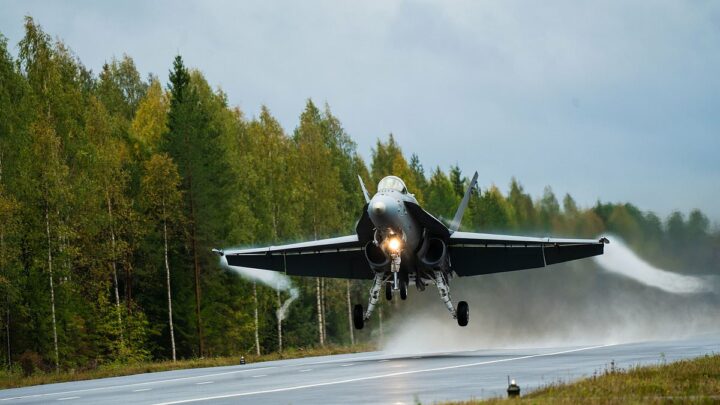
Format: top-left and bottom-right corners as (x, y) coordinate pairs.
(0, 18), (717, 372)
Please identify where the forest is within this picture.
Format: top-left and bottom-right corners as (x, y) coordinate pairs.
(0, 17), (718, 373)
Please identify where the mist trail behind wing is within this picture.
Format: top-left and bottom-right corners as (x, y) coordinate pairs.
(593, 236), (716, 294)
(221, 256), (299, 322)
(382, 237), (720, 355)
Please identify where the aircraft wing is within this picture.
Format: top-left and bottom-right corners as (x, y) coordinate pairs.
(448, 231), (607, 276)
(222, 235), (373, 280)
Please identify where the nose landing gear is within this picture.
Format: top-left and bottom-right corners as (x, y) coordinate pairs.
(386, 278), (408, 301)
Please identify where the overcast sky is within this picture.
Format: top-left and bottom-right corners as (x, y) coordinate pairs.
(2, 1), (719, 222)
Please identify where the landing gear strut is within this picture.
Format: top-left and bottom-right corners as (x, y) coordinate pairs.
(358, 272), (385, 328)
(434, 270), (456, 318)
(433, 271), (469, 326)
(387, 278), (407, 301)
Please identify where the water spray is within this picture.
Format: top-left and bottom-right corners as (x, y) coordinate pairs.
(593, 236), (715, 294)
(217, 252), (300, 321)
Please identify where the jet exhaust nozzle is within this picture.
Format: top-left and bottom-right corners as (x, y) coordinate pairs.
(364, 241), (390, 272)
(418, 237), (447, 270)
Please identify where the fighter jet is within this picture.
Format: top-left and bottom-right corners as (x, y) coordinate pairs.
(218, 173), (608, 329)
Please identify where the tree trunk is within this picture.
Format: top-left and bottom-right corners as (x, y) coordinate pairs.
(0, 153), (7, 366)
(106, 193), (124, 346)
(321, 278), (327, 343)
(162, 203), (176, 362)
(276, 289), (282, 353)
(106, 199), (124, 339)
(4, 299), (8, 367)
(253, 282), (260, 356)
(45, 205), (59, 371)
(346, 280), (354, 345)
(187, 175), (204, 357)
(1, 230), (9, 366)
(378, 305), (384, 345)
(316, 277), (324, 346)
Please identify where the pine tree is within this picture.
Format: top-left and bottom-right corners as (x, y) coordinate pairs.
(425, 167), (459, 221)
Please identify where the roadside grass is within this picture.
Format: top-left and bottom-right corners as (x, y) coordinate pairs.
(0, 344), (374, 390)
(451, 353), (720, 404)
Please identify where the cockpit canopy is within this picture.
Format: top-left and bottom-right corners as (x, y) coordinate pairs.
(377, 176), (407, 194)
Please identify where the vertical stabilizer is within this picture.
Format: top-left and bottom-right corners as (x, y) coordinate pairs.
(358, 175), (371, 203)
(449, 171), (479, 232)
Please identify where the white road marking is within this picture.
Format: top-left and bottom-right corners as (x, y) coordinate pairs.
(286, 352), (388, 367)
(195, 382), (214, 385)
(251, 375), (266, 378)
(133, 389), (152, 392)
(57, 397), (80, 401)
(378, 359), (389, 363)
(152, 344), (616, 404)
(339, 363), (354, 367)
(0, 367), (277, 402)
(298, 369), (312, 372)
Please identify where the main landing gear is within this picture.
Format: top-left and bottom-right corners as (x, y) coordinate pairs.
(354, 272), (385, 330)
(434, 270), (469, 327)
(354, 269), (468, 329)
(353, 303), (364, 330)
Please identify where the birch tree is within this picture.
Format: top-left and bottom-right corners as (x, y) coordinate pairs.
(141, 154), (184, 361)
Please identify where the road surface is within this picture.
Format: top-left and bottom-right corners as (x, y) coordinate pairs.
(1, 334), (718, 404)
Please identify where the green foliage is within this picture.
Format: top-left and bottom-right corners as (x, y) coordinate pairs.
(425, 167), (459, 221)
(0, 17), (716, 373)
(456, 354), (720, 404)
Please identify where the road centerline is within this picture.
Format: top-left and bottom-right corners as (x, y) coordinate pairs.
(0, 366), (277, 402)
(152, 344), (616, 405)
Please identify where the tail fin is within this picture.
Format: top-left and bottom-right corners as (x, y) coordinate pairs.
(358, 175), (370, 203)
(449, 171), (479, 232)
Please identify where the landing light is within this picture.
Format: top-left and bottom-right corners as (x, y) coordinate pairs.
(387, 237), (402, 253)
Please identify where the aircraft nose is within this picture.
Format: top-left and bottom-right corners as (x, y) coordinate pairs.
(368, 195), (398, 227)
(371, 200), (386, 216)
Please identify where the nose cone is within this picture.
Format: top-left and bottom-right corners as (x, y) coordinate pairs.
(368, 195), (398, 227)
(371, 200), (386, 216)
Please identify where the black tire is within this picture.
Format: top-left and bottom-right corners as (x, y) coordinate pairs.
(385, 283), (393, 301)
(353, 304), (364, 330)
(399, 280), (408, 300)
(457, 301), (469, 327)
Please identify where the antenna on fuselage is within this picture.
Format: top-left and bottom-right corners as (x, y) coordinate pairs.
(358, 175), (371, 203)
(448, 171), (479, 233)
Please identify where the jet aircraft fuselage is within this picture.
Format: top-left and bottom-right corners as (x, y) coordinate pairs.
(221, 173), (607, 329)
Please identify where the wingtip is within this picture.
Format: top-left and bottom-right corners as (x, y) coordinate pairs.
(599, 237), (610, 244)
(211, 248), (224, 256)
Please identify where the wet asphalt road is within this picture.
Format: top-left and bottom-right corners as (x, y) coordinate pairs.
(1, 334), (718, 405)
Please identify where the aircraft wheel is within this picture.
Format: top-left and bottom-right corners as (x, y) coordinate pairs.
(457, 301), (469, 327)
(399, 280), (408, 300)
(385, 283), (393, 301)
(353, 304), (364, 330)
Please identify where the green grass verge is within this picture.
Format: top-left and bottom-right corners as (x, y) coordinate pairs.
(450, 354), (720, 404)
(0, 344), (374, 390)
